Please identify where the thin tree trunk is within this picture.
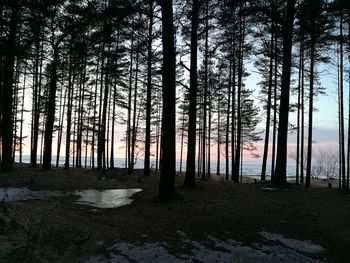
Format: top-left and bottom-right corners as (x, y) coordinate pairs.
(56, 70), (67, 167)
(305, 14), (316, 188)
(233, 7), (244, 184)
(300, 41), (305, 184)
(339, 9), (346, 190)
(91, 50), (100, 169)
(261, 16), (274, 181)
(296, 41), (302, 185)
(201, 0), (209, 180)
(131, 44), (140, 173)
(144, 0), (154, 177)
(184, 0), (200, 187)
(179, 109), (185, 174)
(110, 76), (117, 169)
(225, 60), (232, 180)
(216, 87), (221, 176)
(65, 49), (73, 169)
(100, 43), (111, 173)
(127, 27), (134, 174)
(19, 65), (27, 163)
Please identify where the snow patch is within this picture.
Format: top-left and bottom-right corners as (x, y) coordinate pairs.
(86, 233), (326, 263)
(260, 231), (325, 254)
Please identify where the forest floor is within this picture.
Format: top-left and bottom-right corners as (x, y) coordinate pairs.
(0, 164), (349, 263)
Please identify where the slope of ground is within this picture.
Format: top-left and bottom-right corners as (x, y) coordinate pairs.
(0, 164), (349, 262)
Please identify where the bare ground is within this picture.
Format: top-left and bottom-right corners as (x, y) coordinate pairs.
(0, 164), (349, 262)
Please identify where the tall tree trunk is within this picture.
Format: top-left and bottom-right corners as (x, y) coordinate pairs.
(1, 0), (19, 172)
(127, 27), (134, 174)
(131, 44), (140, 173)
(339, 9), (346, 190)
(207, 80), (212, 179)
(97, 42), (105, 170)
(305, 12), (316, 188)
(216, 88), (221, 176)
(179, 109), (185, 174)
(31, 36), (44, 166)
(233, 7), (244, 184)
(225, 61), (232, 180)
(184, 0), (200, 187)
(295, 41), (302, 185)
(201, 0), (209, 180)
(12, 62), (20, 162)
(42, 32), (68, 169)
(300, 41), (305, 184)
(261, 16), (274, 181)
(64, 49), (73, 169)
(91, 50), (100, 169)
(56, 78), (67, 167)
(110, 76), (117, 169)
(159, 0), (176, 197)
(230, 38), (236, 181)
(144, 0), (154, 177)
(273, 0), (295, 186)
(100, 43), (111, 173)
(347, 13), (350, 189)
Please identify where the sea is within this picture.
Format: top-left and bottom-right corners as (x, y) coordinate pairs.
(14, 155), (297, 178)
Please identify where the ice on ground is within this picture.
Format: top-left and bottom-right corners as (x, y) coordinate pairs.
(0, 187), (142, 209)
(260, 231), (325, 254)
(260, 187), (282, 191)
(0, 187), (62, 202)
(86, 232), (326, 263)
(74, 189), (142, 209)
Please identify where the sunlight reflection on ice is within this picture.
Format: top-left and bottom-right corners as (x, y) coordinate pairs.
(74, 189), (142, 209)
(0, 187), (142, 209)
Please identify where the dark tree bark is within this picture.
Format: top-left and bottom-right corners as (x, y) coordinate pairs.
(31, 35), (44, 167)
(56, 76), (67, 168)
(1, 0), (19, 172)
(338, 8), (346, 190)
(261, 15), (275, 181)
(300, 39), (305, 184)
(19, 65), (27, 163)
(273, 0), (295, 186)
(144, 0), (154, 177)
(201, 0), (209, 180)
(159, 0), (176, 197)
(99, 43), (111, 173)
(184, 0), (200, 187)
(43, 33), (68, 169)
(305, 20), (316, 188)
(91, 50), (100, 169)
(127, 27), (134, 174)
(64, 48), (73, 169)
(131, 43), (140, 173)
(295, 41), (302, 185)
(225, 61), (232, 180)
(233, 7), (244, 184)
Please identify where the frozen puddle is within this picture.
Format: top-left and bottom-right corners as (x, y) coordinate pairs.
(0, 187), (142, 209)
(0, 187), (62, 202)
(75, 189), (142, 208)
(86, 232), (326, 263)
